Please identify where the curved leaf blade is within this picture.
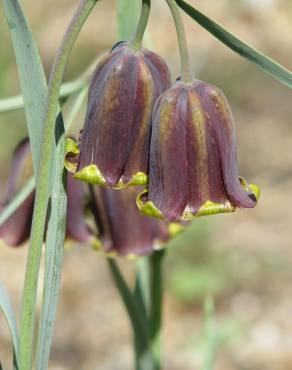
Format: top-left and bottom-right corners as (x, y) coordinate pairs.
(2, 0), (48, 173)
(176, 0), (292, 88)
(0, 283), (20, 369)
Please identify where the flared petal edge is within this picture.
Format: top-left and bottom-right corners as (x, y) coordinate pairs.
(64, 138), (148, 188)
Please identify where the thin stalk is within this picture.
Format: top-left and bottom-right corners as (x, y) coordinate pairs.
(130, 0), (151, 50)
(107, 259), (152, 368)
(165, 0), (193, 82)
(18, 1), (98, 369)
(149, 250), (165, 370)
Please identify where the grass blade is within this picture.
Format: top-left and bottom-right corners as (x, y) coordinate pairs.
(2, 0), (48, 173)
(0, 283), (20, 370)
(176, 0), (292, 88)
(35, 116), (67, 370)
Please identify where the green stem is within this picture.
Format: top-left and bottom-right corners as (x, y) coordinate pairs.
(165, 0), (193, 82)
(107, 259), (150, 361)
(18, 1), (98, 369)
(149, 250), (165, 370)
(130, 0), (151, 50)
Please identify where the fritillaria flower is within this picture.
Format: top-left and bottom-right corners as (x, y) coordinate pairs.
(66, 42), (171, 188)
(0, 139), (34, 246)
(90, 186), (171, 258)
(0, 139), (94, 247)
(137, 80), (260, 222)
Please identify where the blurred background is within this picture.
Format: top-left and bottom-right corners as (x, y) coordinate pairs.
(0, 0), (292, 369)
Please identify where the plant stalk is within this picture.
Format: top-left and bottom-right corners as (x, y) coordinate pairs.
(149, 250), (165, 370)
(130, 0), (151, 50)
(165, 0), (193, 82)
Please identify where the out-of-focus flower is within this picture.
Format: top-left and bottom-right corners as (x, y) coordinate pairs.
(0, 139), (94, 247)
(66, 172), (95, 244)
(0, 139), (34, 246)
(66, 42), (171, 188)
(137, 80), (260, 222)
(90, 186), (171, 258)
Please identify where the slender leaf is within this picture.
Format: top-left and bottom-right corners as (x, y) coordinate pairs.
(0, 79), (86, 114)
(0, 283), (20, 370)
(116, 0), (140, 40)
(35, 116), (67, 370)
(176, 0), (292, 88)
(107, 259), (156, 370)
(2, 0), (48, 173)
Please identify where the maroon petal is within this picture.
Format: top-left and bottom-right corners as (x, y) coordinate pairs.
(78, 51), (139, 186)
(0, 192), (34, 247)
(195, 83), (256, 208)
(148, 84), (188, 221)
(66, 173), (93, 243)
(0, 139), (34, 247)
(91, 186), (169, 257)
(76, 42), (171, 187)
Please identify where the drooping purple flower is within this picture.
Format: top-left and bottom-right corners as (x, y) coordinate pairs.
(0, 139), (94, 247)
(90, 186), (171, 257)
(137, 80), (260, 222)
(0, 139), (34, 247)
(66, 42), (171, 188)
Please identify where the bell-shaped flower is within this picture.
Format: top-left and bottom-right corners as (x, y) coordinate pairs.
(0, 139), (34, 246)
(0, 139), (94, 247)
(66, 42), (171, 188)
(90, 186), (171, 258)
(137, 80), (260, 222)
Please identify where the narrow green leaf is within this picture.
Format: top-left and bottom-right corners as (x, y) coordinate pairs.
(2, 0), (48, 173)
(116, 0), (140, 40)
(0, 283), (20, 370)
(107, 260), (150, 350)
(176, 0), (292, 88)
(35, 116), (67, 370)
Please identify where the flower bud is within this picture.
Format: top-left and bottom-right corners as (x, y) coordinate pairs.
(137, 80), (260, 221)
(67, 42), (171, 188)
(90, 186), (171, 258)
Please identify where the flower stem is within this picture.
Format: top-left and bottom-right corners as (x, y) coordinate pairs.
(18, 1), (98, 369)
(149, 250), (165, 370)
(130, 0), (151, 50)
(107, 259), (154, 370)
(165, 0), (193, 82)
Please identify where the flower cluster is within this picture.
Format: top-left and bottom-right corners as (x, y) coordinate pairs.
(66, 42), (259, 223)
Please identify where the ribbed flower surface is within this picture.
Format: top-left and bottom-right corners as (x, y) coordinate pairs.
(137, 80), (259, 222)
(91, 186), (170, 257)
(73, 42), (171, 188)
